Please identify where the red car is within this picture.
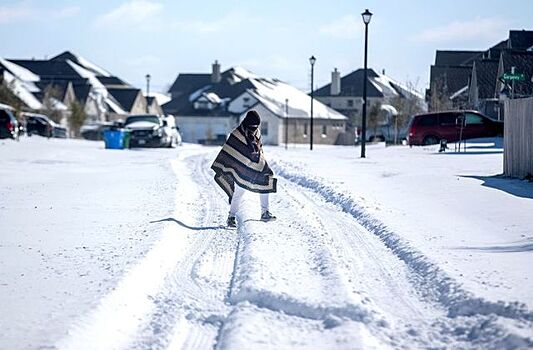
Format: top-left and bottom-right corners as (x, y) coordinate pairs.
(407, 110), (503, 146)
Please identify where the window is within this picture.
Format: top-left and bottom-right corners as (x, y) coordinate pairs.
(347, 99), (354, 108)
(303, 123), (308, 137)
(417, 116), (438, 126)
(243, 97), (250, 102)
(465, 113), (484, 125)
(322, 125), (327, 135)
(261, 121), (269, 136)
(439, 113), (457, 125)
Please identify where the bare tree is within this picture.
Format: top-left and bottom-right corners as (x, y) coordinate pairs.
(367, 101), (382, 141)
(390, 80), (425, 144)
(0, 81), (24, 119)
(40, 85), (64, 124)
(429, 77), (452, 112)
(68, 100), (87, 138)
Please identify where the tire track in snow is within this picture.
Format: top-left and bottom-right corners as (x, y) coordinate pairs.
(56, 149), (239, 350)
(214, 175), (393, 348)
(131, 151), (239, 349)
(272, 161), (533, 349)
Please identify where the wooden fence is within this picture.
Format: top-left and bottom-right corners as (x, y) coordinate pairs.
(504, 97), (533, 178)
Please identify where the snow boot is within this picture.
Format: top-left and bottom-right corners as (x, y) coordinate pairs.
(261, 211), (276, 222)
(227, 216), (237, 228)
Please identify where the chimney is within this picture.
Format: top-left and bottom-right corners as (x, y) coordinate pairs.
(212, 60), (221, 83)
(330, 68), (341, 95)
(382, 69), (385, 75)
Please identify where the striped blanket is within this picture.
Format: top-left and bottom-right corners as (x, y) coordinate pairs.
(211, 126), (277, 203)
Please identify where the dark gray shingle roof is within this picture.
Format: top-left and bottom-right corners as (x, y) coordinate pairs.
(313, 69), (384, 98)
(434, 50), (483, 66)
(168, 73), (211, 96)
(508, 30), (533, 50)
(107, 88), (141, 112)
(473, 59), (499, 99)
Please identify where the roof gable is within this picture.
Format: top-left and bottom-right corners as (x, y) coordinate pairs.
(473, 59), (499, 99)
(107, 88), (141, 112)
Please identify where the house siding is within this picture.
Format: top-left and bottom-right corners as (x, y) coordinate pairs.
(251, 104), (346, 146)
(176, 115), (238, 144)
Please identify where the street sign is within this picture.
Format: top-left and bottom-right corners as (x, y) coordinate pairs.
(501, 72), (525, 81)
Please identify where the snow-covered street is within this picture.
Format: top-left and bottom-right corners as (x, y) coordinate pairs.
(1, 137), (532, 349)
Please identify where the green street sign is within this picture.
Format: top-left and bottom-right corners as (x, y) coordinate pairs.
(502, 72), (525, 81)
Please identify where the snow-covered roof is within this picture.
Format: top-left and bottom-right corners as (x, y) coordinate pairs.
(52, 51), (111, 77)
(249, 78), (347, 120)
(228, 66), (260, 83)
(0, 102), (15, 110)
(144, 92), (171, 106)
(371, 73), (424, 100)
(203, 92), (221, 104)
(163, 65), (347, 120)
(314, 68), (424, 101)
(2, 70), (42, 109)
(189, 85), (212, 102)
(67, 60), (106, 92)
(0, 58), (40, 82)
(450, 85), (469, 100)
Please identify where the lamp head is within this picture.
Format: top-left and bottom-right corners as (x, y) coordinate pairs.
(309, 56), (316, 66)
(361, 9), (372, 24)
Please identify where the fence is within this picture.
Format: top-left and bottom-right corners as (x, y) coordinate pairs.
(504, 97), (533, 178)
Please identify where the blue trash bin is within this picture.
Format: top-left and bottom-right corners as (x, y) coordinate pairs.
(103, 129), (125, 149)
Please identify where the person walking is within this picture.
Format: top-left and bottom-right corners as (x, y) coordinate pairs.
(211, 110), (277, 228)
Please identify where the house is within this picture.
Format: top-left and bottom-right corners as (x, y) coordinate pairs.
(146, 96), (163, 115)
(0, 51), (160, 128)
(468, 59), (499, 119)
(313, 68), (424, 140)
(163, 61), (348, 145)
(426, 50), (483, 110)
(495, 50), (533, 100)
(106, 87), (147, 121)
(428, 30), (533, 117)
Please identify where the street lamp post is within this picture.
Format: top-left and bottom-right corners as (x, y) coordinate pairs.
(285, 98), (289, 150)
(145, 74), (151, 113)
(360, 9), (372, 158)
(309, 55), (316, 150)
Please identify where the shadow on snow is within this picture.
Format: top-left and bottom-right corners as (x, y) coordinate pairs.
(460, 175), (533, 199)
(150, 217), (225, 231)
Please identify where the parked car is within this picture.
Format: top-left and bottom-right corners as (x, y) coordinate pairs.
(0, 103), (20, 140)
(407, 110), (503, 146)
(124, 114), (181, 148)
(23, 113), (67, 138)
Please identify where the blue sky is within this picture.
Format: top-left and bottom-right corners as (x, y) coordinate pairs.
(1, 0), (532, 94)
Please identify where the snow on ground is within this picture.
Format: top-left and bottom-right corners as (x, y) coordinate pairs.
(0, 137), (179, 349)
(268, 138), (533, 309)
(0, 136), (531, 349)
